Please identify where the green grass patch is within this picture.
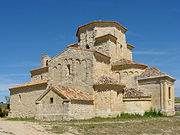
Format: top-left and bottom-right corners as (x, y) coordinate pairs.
(6, 117), (36, 122)
(175, 98), (180, 103)
(175, 112), (180, 116)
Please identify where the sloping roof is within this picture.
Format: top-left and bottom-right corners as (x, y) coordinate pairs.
(123, 87), (151, 98)
(95, 34), (117, 42)
(112, 59), (147, 69)
(9, 80), (48, 90)
(127, 44), (135, 50)
(36, 86), (93, 102)
(67, 43), (79, 48)
(140, 67), (165, 76)
(138, 67), (175, 82)
(76, 21), (127, 37)
(94, 75), (125, 87)
(30, 67), (48, 73)
(50, 47), (110, 62)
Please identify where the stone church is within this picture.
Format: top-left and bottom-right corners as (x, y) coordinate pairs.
(9, 21), (175, 121)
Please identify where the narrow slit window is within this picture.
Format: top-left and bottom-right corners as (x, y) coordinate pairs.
(67, 64), (70, 75)
(86, 45), (90, 49)
(168, 87), (171, 99)
(46, 60), (48, 66)
(19, 94), (21, 102)
(50, 97), (53, 104)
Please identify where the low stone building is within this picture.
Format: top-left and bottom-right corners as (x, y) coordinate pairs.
(9, 21), (175, 121)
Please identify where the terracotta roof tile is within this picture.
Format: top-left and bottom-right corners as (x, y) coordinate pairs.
(30, 67), (48, 73)
(127, 44), (135, 50)
(94, 75), (125, 86)
(9, 80), (48, 90)
(123, 87), (151, 98)
(67, 43), (79, 48)
(53, 86), (93, 101)
(140, 67), (165, 76)
(112, 59), (147, 68)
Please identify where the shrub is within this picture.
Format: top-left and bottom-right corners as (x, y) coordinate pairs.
(144, 108), (164, 117)
(118, 113), (142, 118)
(0, 108), (3, 117)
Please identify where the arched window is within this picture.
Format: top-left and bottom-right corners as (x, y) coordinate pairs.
(67, 64), (70, 75)
(46, 60), (48, 66)
(169, 87), (171, 99)
(18, 94), (21, 102)
(41, 75), (43, 80)
(86, 45), (90, 49)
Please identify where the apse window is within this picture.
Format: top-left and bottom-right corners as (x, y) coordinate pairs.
(86, 45), (90, 49)
(67, 64), (71, 75)
(46, 60), (48, 66)
(18, 94), (21, 102)
(168, 87), (171, 99)
(50, 97), (53, 104)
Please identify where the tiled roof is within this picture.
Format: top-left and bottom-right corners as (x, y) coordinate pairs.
(123, 87), (151, 98)
(94, 75), (124, 86)
(127, 44), (135, 50)
(76, 21), (127, 37)
(53, 86), (93, 101)
(30, 67), (48, 73)
(9, 80), (48, 90)
(112, 59), (147, 68)
(51, 47), (110, 62)
(95, 34), (117, 42)
(67, 43), (79, 48)
(140, 67), (165, 76)
(36, 86), (93, 102)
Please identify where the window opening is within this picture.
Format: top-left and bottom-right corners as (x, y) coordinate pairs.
(50, 97), (53, 104)
(86, 45), (90, 49)
(46, 60), (48, 66)
(169, 87), (171, 99)
(67, 64), (70, 75)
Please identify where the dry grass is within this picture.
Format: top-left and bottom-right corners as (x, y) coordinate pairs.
(46, 117), (180, 135)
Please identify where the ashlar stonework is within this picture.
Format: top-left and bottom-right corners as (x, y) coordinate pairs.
(9, 21), (176, 121)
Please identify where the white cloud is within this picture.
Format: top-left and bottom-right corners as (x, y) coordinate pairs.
(134, 51), (166, 55)
(0, 83), (20, 91)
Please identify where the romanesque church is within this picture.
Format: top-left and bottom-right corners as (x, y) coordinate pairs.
(9, 21), (175, 121)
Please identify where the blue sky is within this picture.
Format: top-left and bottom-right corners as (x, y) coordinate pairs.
(0, 0), (180, 102)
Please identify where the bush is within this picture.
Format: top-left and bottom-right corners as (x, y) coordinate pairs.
(144, 108), (164, 117)
(0, 108), (3, 117)
(118, 112), (142, 118)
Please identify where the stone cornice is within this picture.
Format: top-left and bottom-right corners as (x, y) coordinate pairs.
(76, 21), (127, 37)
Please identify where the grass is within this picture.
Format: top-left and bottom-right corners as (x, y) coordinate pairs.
(48, 117), (180, 135)
(175, 112), (180, 116)
(175, 97), (180, 103)
(6, 117), (36, 122)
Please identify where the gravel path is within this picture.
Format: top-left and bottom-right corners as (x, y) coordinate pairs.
(0, 118), (57, 135)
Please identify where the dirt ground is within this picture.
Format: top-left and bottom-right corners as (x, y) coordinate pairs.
(0, 118), (57, 135)
(0, 117), (180, 135)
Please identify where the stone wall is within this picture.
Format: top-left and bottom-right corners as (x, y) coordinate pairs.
(94, 86), (124, 117)
(69, 101), (94, 120)
(138, 79), (161, 110)
(35, 90), (69, 121)
(112, 67), (145, 88)
(9, 85), (47, 118)
(49, 48), (94, 96)
(122, 99), (152, 115)
(31, 69), (48, 82)
(78, 24), (131, 62)
(138, 77), (175, 116)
